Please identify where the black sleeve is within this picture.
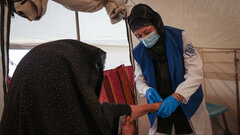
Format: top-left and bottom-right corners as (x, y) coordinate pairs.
(100, 103), (132, 135)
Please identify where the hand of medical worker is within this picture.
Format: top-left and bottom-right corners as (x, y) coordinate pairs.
(156, 95), (181, 118)
(145, 88), (162, 104)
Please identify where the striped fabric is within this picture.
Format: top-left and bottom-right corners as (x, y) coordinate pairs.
(99, 64), (137, 135)
(99, 64), (135, 105)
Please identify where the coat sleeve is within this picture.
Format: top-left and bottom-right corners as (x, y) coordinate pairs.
(175, 31), (203, 103)
(134, 60), (151, 97)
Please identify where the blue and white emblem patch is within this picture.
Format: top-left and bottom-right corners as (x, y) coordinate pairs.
(185, 42), (196, 57)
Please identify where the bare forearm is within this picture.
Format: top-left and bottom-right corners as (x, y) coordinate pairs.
(130, 102), (161, 122)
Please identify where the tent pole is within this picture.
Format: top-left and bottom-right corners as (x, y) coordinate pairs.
(125, 19), (139, 135)
(234, 50), (240, 134)
(0, 0), (12, 121)
(124, 19), (135, 70)
(124, 19), (137, 105)
(75, 11), (80, 41)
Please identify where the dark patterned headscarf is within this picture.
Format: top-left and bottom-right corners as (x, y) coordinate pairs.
(0, 40), (131, 135)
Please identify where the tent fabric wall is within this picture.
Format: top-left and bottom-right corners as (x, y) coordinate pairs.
(126, 1), (240, 134)
(10, 0), (129, 48)
(14, 0), (127, 24)
(10, 0), (77, 47)
(199, 48), (240, 135)
(127, 0), (240, 48)
(2, 0), (240, 134)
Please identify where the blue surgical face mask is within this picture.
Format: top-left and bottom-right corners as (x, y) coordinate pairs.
(140, 31), (160, 48)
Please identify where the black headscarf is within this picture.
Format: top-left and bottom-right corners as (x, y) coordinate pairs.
(127, 4), (166, 60)
(0, 39), (131, 135)
(127, 3), (164, 36)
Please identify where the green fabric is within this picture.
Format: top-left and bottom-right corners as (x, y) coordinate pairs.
(206, 102), (228, 118)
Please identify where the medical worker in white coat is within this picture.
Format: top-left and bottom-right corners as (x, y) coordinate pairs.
(127, 4), (212, 135)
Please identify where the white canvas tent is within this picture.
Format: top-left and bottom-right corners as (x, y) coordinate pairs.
(0, 0), (132, 124)
(1, 0), (240, 134)
(9, 0), (131, 69)
(129, 1), (240, 135)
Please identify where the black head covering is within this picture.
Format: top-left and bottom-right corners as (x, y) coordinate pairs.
(128, 4), (166, 61)
(127, 3), (164, 35)
(0, 40), (131, 135)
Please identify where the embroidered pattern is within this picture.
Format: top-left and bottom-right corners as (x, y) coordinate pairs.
(185, 42), (196, 57)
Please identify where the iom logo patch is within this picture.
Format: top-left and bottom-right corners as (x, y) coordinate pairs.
(185, 42), (196, 57)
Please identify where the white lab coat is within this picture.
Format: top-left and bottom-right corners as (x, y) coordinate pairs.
(134, 31), (212, 135)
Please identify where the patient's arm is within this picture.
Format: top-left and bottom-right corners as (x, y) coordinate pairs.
(130, 102), (162, 122)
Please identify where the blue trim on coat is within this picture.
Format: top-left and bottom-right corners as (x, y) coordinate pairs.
(132, 26), (203, 127)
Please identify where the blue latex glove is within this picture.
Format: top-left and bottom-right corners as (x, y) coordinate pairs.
(145, 88), (162, 104)
(156, 95), (180, 118)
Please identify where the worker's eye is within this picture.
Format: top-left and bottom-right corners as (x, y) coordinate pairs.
(143, 29), (151, 35)
(136, 34), (142, 39)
